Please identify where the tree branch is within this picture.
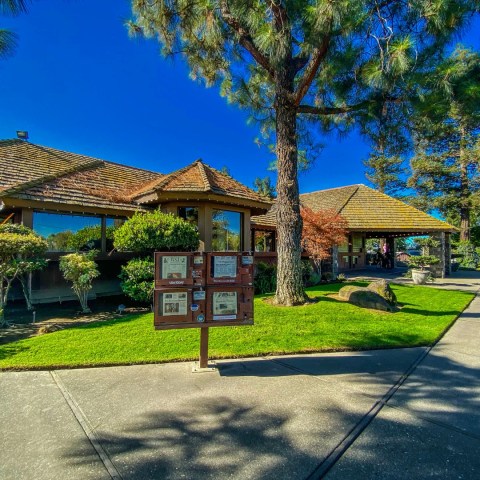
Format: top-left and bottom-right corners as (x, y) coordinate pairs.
(297, 101), (374, 115)
(219, 1), (274, 78)
(294, 36), (331, 106)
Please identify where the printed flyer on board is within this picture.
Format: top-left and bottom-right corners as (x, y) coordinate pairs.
(162, 292), (188, 316)
(162, 256), (187, 279)
(213, 291), (238, 316)
(213, 256), (237, 278)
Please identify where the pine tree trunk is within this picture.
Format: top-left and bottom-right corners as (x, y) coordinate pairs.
(460, 207), (470, 242)
(274, 86), (307, 306)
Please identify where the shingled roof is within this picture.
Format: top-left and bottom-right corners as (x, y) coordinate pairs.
(0, 140), (271, 215)
(0, 140), (163, 211)
(252, 184), (455, 234)
(132, 159), (272, 212)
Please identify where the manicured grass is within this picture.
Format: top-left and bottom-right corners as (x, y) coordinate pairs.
(0, 282), (473, 370)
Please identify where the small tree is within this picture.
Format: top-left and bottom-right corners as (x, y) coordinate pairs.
(114, 211), (199, 304)
(0, 224), (48, 311)
(0, 227), (48, 326)
(301, 207), (348, 275)
(59, 252), (100, 313)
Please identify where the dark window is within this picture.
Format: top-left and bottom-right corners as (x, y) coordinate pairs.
(178, 207), (199, 225)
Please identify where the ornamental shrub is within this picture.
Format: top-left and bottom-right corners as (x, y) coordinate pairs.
(113, 210), (199, 253)
(119, 257), (155, 303)
(0, 227), (48, 325)
(114, 211), (199, 303)
(59, 251), (100, 313)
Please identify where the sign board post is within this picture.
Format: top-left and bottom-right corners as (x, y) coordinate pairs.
(153, 251), (254, 372)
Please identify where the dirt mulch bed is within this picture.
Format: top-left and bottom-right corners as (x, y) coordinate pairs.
(0, 296), (149, 345)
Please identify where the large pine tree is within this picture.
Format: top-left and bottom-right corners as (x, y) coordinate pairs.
(409, 48), (480, 241)
(130, 0), (478, 305)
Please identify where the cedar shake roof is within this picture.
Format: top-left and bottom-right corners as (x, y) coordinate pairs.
(0, 139), (163, 211)
(0, 140), (271, 214)
(252, 184), (455, 233)
(132, 159), (272, 210)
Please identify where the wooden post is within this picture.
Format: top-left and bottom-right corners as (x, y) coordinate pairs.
(199, 327), (209, 368)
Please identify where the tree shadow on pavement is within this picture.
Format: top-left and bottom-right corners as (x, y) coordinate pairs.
(61, 397), (325, 480)
(326, 350), (480, 479)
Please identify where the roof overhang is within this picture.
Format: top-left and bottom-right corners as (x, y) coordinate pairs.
(1, 197), (150, 217)
(136, 191), (272, 216)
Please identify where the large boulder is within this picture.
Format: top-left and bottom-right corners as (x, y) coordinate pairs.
(338, 285), (394, 312)
(367, 279), (397, 306)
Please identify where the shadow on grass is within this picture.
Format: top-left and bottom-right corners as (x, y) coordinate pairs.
(0, 343), (30, 361)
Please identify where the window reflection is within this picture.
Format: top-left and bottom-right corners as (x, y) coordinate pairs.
(33, 212), (125, 252)
(212, 210), (242, 251)
(178, 207), (199, 225)
(254, 230), (275, 252)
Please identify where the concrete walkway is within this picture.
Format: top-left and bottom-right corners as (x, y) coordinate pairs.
(1, 279), (479, 479)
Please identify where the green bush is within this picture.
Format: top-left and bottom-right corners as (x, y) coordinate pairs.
(407, 255), (440, 271)
(114, 210), (199, 253)
(119, 257), (154, 304)
(254, 262), (277, 294)
(454, 241), (479, 269)
(301, 260), (320, 286)
(59, 252), (100, 313)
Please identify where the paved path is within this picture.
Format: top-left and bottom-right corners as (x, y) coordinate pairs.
(1, 278), (479, 479)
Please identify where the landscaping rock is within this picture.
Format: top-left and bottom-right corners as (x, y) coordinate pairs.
(338, 285), (393, 312)
(367, 279), (397, 306)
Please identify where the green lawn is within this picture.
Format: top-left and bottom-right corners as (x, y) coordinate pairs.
(0, 282), (473, 370)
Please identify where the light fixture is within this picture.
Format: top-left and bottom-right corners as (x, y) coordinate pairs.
(16, 130), (29, 140)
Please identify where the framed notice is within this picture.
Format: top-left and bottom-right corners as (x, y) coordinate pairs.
(213, 255), (237, 278)
(161, 256), (187, 280)
(160, 291), (188, 316)
(212, 291), (238, 320)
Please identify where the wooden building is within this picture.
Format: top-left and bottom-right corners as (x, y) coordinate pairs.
(252, 184), (456, 277)
(0, 139), (271, 303)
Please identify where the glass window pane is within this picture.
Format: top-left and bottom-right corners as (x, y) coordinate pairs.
(106, 217), (126, 251)
(178, 207), (199, 225)
(254, 230), (275, 252)
(33, 212), (101, 252)
(212, 210), (242, 251)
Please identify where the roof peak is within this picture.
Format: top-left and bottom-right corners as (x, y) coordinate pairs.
(301, 184), (363, 196)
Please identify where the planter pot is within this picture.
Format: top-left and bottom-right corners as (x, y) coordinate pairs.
(411, 269), (429, 285)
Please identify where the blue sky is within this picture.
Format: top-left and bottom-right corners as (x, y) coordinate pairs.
(1, 1), (478, 194)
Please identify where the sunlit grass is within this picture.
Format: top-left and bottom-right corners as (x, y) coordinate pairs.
(0, 282), (473, 370)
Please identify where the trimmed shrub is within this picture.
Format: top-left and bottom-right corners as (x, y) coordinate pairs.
(119, 257), (155, 304)
(114, 210), (199, 253)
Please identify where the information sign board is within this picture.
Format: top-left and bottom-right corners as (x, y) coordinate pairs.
(206, 252), (254, 286)
(154, 252), (206, 287)
(206, 286), (254, 323)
